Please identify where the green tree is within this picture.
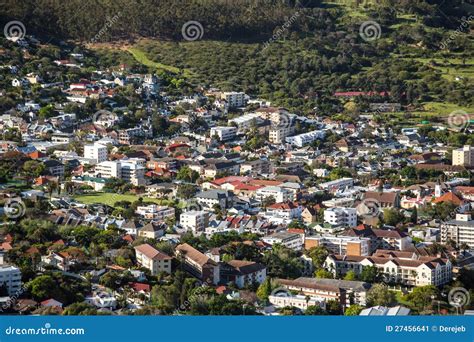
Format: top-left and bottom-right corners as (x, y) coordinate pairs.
(315, 269), (333, 279)
(27, 275), (58, 301)
(344, 270), (357, 281)
(344, 304), (363, 316)
(366, 284), (395, 307)
(404, 285), (439, 312)
(306, 246), (329, 269)
(359, 265), (380, 283)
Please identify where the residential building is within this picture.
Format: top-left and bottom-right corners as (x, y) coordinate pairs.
(269, 125), (293, 144)
(265, 202), (302, 223)
(176, 243), (220, 284)
(285, 130), (325, 147)
(324, 207), (357, 227)
(137, 222), (166, 239)
(195, 190), (233, 209)
(0, 264), (22, 296)
(135, 204), (175, 221)
(256, 186), (292, 203)
(269, 294), (325, 311)
(135, 243), (172, 275)
(441, 213), (474, 248)
(324, 251), (452, 286)
(43, 160), (65, 179)
(210, 126), (237, 141)
(277, 277), (371, 307)
(84, 142), (108, 163)
(220, 260), (266, 288)
(221, 91), (247, 108)
(262, 232), (304, 250)
(304, 236), (371, 256)
(360, 305), (410, 316)
(318, 178), (354, 192)
(452, 145), (474, 167)
(180, 210), (210, 233)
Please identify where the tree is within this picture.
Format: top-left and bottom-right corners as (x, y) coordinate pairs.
(176, 166), (199, 183)
(404, 285), (438, 312)
(344, 304), (363, 316)
(305, 305), (327, 315)
(344, 270), (357, 281)
(366, 284), (395, 307)
(306, 246), (329, 269)
(382, 209), (405, 226)
(27, 275), (58, 301)
(256, 278), (273, 301)
(63, 302), (98, 315)
(410, 207), (418, 224)
(359, 265), (380, 283)
(315, 268), (333, 279)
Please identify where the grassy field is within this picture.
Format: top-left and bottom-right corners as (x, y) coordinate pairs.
(73, 193), (175, 207)
(127, 46), (193, 77)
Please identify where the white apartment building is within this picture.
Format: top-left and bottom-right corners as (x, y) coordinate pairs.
(228, 113), (261, 132)
(84, 142), (108, 163)
(318, 178), (354, 192)
(119, 158), (146, 186)
(256, 186), (292, 203)
(95, 160), (121, 178)
(210, 126), (237, 141)
(305, 236), (370, 256)
(441, 213), (474, 248)
(269, 126), (293, 144)
(95, 158), (146, 186)
(221, 91), (247, 108)
(135, 204), (175, 221)
(285, 130), (325, 147)
(324, 207), (357, 227)
(180, 210), (210, 233)
(452, 145), (474, 167)
(262, 232), (304, 250)
(0, 254), (22, 296)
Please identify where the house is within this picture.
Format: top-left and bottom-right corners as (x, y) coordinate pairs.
(43, 159), (65, 179)
(265, 201), (302, 223)
(175, 243), (220, 284)
(134, 244), (172, 275)
(40, 298), (63, 308)
(362, 191), (400, 208)
(195, 190), (233, 209)
(137, 222), (166, 239)
(220, 260), (266, 288)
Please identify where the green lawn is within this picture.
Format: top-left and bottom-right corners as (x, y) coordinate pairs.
(73, 192), (175, 207)
(128, 46), (192, 77)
